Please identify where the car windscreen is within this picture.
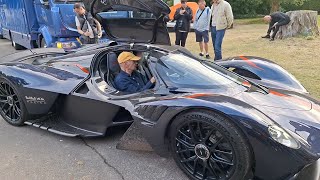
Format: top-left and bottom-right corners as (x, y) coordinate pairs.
(156, 54), (241, 89)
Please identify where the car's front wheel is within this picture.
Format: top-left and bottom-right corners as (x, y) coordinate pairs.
(170, 110), (252, 180)
(0, 78), (28, 126)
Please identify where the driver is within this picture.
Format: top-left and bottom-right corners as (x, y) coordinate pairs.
(114, 52), (156, 93)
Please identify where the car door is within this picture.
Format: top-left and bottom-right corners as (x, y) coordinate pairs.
(83, 0), (171, 45)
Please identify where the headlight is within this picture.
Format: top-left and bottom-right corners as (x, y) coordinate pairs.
(268, 125), (300, 149)
(56, 42), (78, 49)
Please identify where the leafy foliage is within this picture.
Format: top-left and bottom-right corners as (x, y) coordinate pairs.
(162, 0), (319, 17)
(163, 0), (174, 7)
(227, 0), (264, 18)
(281, 0), (320, 12)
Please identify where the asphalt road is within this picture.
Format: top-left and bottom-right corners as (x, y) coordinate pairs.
(0, 38), (187, 180)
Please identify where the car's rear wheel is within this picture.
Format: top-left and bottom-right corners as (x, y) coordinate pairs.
(40, 38), (47, 48)
(12, 40), (25, 50)
(170, 110), (252, 180)
(0, 78), (28, 126)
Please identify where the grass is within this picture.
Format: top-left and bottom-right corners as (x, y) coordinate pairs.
(234, 18), (265, 25)
(169, 20), (320, 99)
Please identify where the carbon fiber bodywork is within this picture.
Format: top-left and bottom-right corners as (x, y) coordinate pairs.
(215, 56), (308, 94)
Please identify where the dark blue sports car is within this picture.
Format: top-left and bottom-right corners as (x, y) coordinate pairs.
(0, 0), (319, 179)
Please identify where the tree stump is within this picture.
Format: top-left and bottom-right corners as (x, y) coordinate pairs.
(276, 10), (319, 39)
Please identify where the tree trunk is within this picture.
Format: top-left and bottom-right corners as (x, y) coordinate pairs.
(270, 0), (280, 13)
(276, 10), (320, 39)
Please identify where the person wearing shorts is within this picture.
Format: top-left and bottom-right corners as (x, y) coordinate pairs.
(194, 0), (211, 59)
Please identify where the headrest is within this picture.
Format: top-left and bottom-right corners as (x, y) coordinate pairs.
(107, 52), (120, 74)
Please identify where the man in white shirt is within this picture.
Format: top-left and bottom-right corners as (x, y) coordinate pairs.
(74, 3), (102, 44)
(210, 0), (233, 60)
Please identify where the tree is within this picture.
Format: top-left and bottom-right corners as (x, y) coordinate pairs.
(267, 0), (310, 13)
(281, 0), (320, 12)
(163, 0), (174, 7)
(227, 0), (264, 18)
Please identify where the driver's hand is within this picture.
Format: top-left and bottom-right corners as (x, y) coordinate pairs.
(150, 77), (156, 84)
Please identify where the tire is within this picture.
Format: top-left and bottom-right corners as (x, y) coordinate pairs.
(0, 78), (29, 126)
(12, 40), (25, 50)
(40, 38), (47, 48)
(169, 110), (252, 180)
(0, 34), (3, 39)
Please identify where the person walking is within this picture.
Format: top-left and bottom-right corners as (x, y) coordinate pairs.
(74, 3), (102, 44)
(210, 0), (233, 60)
(173, 0), (193, 47)
(194, 0), (211, 59)
(262, 12), (290, 41)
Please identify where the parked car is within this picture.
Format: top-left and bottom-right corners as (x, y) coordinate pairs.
(0, 0), (319, 180)
(166, 2), (197, 32)
(166, 20), (195, 32)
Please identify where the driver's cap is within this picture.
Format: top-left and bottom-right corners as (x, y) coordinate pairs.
(118, 52), (141, 64)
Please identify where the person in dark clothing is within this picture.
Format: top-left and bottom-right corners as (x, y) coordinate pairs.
(114, 52), (156, 93)
(174, 0), (193, 47)
(74, 3), (102, 44)
(262, 12), (290, 41)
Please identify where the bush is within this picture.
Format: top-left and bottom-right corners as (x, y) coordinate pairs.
(282, 0), (320, 12)
(163, 0), (319, 18)
(186, 0), (265, 18)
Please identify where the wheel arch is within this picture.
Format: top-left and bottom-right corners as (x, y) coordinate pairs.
(0, 64), (84, 94)
(0, 75), (61, 116)
(145, 104), (258, 165)
(0, 65), (80, 116)
(0, 76), (30, 125)
(164, 107), (246, 138)
(164, 106), (257, 177)
(165, 107), (255, 155)
(165, 107), (257, 178)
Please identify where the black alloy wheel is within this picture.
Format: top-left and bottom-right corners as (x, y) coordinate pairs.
(170, 110), (252, 180)
(0, 78), (28, 126)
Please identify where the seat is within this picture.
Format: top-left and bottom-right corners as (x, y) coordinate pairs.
(99, 56), (108, 81)
(105, 52), (120, 88)
(136, 52), (152, 83)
